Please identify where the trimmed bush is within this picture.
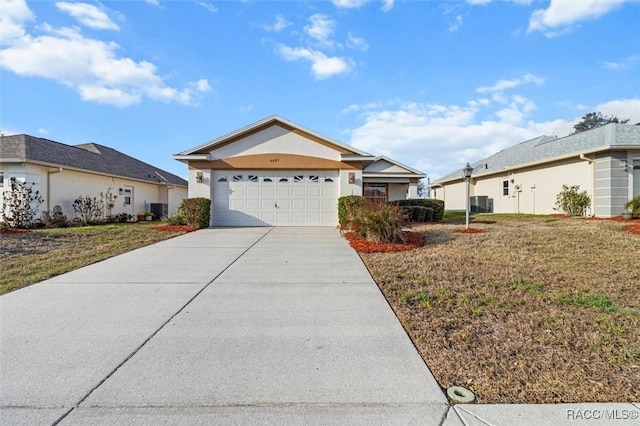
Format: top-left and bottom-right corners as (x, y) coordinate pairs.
(554, 185), (591, 216)
(180, 197), (211, 228)
(424, 207), (434, 222)
(390, 198), (445, 222)
(338, 195), (365, 227)
(413, 206), (428, 222)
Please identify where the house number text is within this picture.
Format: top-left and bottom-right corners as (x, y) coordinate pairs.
(270, 158), (280, 163)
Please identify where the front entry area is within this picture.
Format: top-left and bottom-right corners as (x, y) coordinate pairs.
(212, 170), (338, 226)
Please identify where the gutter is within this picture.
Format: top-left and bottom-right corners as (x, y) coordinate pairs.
(579, 153), (595, 217)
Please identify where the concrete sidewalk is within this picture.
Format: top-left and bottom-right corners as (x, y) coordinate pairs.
(1, 227), (638, 425)
(1, 227), (448, 425)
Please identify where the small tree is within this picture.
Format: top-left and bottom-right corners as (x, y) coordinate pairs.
(73, 195), (104, 224)
(554, 184), (591, 216)
(1, 179), (44, 228)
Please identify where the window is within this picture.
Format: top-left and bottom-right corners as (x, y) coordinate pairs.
(364, 183), (388, 203)
(233, 175), (243, 182)
(309, 175), (319, 182)
(293, 175), (304, 183)
(123, 188), (132, 205)
(217, 176), (228, 182)
(502, 180), (510, 197)
(263, 177), (273, 183)
(279, 177), (289, 183)
(324, 177), (334, 183)
(0, 171), (4, 187)
(248, 175), (258, 182)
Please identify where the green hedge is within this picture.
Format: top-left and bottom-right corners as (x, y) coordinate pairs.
(180, 197), (211, 228)
(338, 195), (365, 226)
(390, 199), (444, 222)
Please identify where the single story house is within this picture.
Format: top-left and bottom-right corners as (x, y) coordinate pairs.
(173, 115), (426, 226)
(0, 134), (188, 221)
(429, 123), (640, 217)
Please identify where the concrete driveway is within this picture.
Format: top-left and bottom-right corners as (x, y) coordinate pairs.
(0, 227), (450, 425)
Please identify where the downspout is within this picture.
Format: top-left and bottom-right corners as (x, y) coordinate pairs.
(579, 154), (595, 216)
(46, 167), (63, 211)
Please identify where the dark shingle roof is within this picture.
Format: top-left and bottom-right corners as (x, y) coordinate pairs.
(432, 123), (640, 184)
(1, 134), (187, 186)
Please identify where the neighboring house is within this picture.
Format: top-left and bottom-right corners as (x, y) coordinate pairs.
(173, 115), (426, 226)
(429, 123), (640, 217)
(0, 134), (188, 221)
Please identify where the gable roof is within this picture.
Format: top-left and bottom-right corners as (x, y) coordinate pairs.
(1, 134), (187, 187)
(364, 156), (426, 178)
(174, 115), (373, 159)
(432, 123), (640, 185)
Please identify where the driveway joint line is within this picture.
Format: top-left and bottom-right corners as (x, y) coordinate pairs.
(51, 227), (274, 426)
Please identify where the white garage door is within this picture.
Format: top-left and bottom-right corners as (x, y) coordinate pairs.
(212, 171), (338, 226)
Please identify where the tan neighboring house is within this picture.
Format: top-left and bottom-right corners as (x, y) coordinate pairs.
(0, 134), (188, 221)
(173, 115), (426, 226)
(429, 123), (640, 217)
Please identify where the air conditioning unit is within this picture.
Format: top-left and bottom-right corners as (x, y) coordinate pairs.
(470, 196), (493, 213)
(149, 203), (168, 218)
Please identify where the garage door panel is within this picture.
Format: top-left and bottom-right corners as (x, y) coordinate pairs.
(213, 171), (337, 226)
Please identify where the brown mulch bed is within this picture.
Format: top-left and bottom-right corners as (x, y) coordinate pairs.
(343, 231), (424, 253)
(357, 218), (640, 404)
(458, 227), (485, 234)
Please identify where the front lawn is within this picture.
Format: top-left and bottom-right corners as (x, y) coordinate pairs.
(359, 216), (640, 403)
(0, 222), (192, 295)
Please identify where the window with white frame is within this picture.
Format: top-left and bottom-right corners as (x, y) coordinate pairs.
(0, 171), (4, 187)
(502, 180), (510, 196)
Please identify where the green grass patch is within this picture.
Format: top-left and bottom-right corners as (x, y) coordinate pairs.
(0, 222), (190, 294)
(555, 291), (624, 314)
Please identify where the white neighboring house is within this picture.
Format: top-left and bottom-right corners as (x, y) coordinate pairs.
(173, 115), (426, 226)
(429, 123), (640, 217)
(0, 134), (188, 222)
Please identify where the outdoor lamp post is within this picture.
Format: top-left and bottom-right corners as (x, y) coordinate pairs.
(462, 162), (474, 229)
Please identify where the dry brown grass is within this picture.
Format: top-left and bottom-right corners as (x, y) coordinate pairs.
(361, 216), (640, 403)
(0, 222), (190, 295)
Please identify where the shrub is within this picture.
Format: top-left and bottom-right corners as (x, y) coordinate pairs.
(624, 195), (640, 215)
(41, 210), (69, 228)
(401, 206), (417, 222)
(413, 206), (428, 222)
(554, 185), (591, 216)
(348, 200), (405, 243)
(180, 198), (211, 228)
(338, 195), (364, 226)
(162, 210), (186, 225)
(73, 196), (104, 224)
(390, 198), (444, 222)
(424, 207), (434, 222)
(1, 179), (44, 228)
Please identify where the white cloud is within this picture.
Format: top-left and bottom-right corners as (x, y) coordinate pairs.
(449, 15), (463, 32)
(197, 2), (218, 13)
(277, 45), (352, 79)
(595, 99), (640, 124)
(342, 88), (638, 180)
(264, 14), (292, 32)
(346, 33), (369, 51)
(55, 2), (119, 31)
(37, 128), (49, 135)
(0, 2), (210, 107)
(305, 14), (336, 47)
(0, 0), (35, 44)
(528, 0), (632, 35)
(476, 73), (544, 94)
(600, 55), (640, 70)
(145, 0), (160, 5)
(332, 0), (394, 11)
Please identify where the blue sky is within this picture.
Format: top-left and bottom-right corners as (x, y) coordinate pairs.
(2, 0), (639, 180)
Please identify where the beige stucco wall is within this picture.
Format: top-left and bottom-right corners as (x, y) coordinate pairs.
(211, 126), (341, 161)
(474, 159), (591, 215)
(433, 158), (594, 214)
(1, 162), (186, 221)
